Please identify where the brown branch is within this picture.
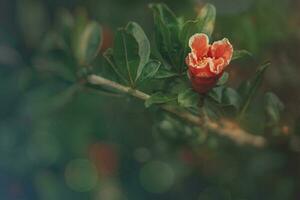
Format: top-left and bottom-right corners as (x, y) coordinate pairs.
(87, 74), (267, 148)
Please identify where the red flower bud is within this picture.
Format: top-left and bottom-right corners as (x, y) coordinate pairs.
(186, 33), (233, 93)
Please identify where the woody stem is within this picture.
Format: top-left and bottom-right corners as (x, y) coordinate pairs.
(87, 74), (267, 148)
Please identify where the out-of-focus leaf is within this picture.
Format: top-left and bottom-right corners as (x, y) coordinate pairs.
(196, 3), (216, 37)
(138, 60), (161, 83)
(72, 8), (88, 57)
(77, 21), (102, 65)
(217, 72), (229, 85)
(113, 22), (150, 86)
(126, 22), (151, 80)
(238, 62), (270, 118)
(178, 89), (199, 108)
(204, 99), (221, 120)
(208, 86), (224, 103)
(145, 92), (175, 108)
(264, 92), (284, 126)
(222, 87), (241, 110)
(55, 8), (74, 40)
(33, 56), (76, 82)
(232, 50), (252, 61)
(17, 0), (49, 47)
(40, 31), (68, 52)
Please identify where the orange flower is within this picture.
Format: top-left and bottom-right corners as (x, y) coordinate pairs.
(186, 33), (233, 93)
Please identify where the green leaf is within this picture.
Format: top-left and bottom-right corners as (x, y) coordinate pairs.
(179, 20), (200, 66)
(113, 22), (150, 86)
(264, 92), (284, 126)
(149, 3), (181, 70)
(145, 92), (175, 108)
(208, 86), (224, 103)
(217, 72), (229, 86)
(204, 99), (222, 120)
(55, 8), (74, 40)
(238, 62), (270, 118)
(196, 3), (216, 37)
(72, 8), (88, 58)
(77, 21), (102, 65)
(126, 22), (151, 80)
(178, 89), (199, 108)
(179, 4), (216, 67)
(113, 29), (139, 86)
(222, 87), (241, 110)
(154, 68), (178, 79)
(138, 60), (161, 83)
(179, 20), (199, 47)
(149, 3), (178, 31)
(232, 50), (252, 61)
(103, 48), (128, 84)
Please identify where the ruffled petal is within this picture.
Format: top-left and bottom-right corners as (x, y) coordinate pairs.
(209, 57), (225, 74)
(189, 33), (210, 59)
(210, 38), (233, 65)
(188, 58), (215, 78)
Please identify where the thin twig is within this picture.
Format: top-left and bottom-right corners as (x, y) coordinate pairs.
(87, 74), (267, 148)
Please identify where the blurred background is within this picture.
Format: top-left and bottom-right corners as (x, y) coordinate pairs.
(1, 0), (300, 199)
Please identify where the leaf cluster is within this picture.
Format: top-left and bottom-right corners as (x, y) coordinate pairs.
(38, 3), (285, 145)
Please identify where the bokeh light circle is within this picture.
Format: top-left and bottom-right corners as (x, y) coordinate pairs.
(139, 161), (175, 193)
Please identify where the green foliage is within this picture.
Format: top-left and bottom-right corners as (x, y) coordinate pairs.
(238, 62), (270, 118)
(208, 86), (224, 103)
(195, 3), (216, 37)
(216, 72), (229, 86)
(138, 60), (161, 83)
(179, 4), (216, 48)
(154, 68), (178, 79)
(145, 92), (176, 108)
(149, 3), (181, 71)
(2, 1), (294, 199)
(222, 87), (241, 111)
(30, 2), (283, 134)
(264, 92), (284, 126)
(150, 3), (216, 73)
(76, 21), (102, 65)
(177, 89), (199, 108)
(112, 22), (151, 86)
(232, 50), (252, 61)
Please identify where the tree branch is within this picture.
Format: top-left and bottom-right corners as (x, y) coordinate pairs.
(87, 74), (267, 148)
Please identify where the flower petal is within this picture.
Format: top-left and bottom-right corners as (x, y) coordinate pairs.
(209, 58), (225, 74)
(210, 38), (233, 65)
(189, 33), (210, 59)
(188, 58), (215, 78)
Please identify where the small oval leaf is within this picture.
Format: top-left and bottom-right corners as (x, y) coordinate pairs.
(197, 3), (216, 37)
(145, 92), (175, 108)
(77, 21), (102, 65)
(126, 22), (151, 80)
(232, 50), (252, 61)
(138, 60), (161, 83)
(178, 89), (199, 108)
(264, 92), (284, 126)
